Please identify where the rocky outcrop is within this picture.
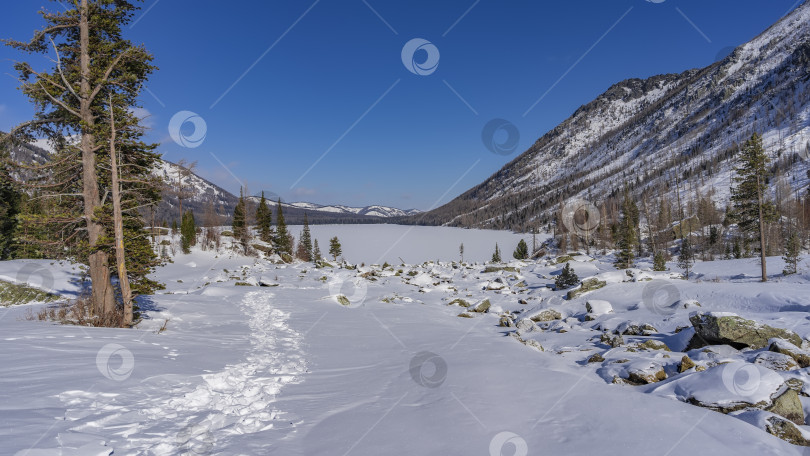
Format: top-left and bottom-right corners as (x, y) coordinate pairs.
(688, 312), (802, 349)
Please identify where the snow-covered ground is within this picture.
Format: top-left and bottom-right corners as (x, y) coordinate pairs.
(1, 226), (810, 455)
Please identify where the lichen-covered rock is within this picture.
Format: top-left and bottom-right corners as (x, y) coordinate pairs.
(600, 332), (624, 348)
(522, 339), (544, 352)
(515, 319), (538, 334)
(567, 278), (607, 299)
(530, 309), (562, 322)
(615, 321), (658, 336)
(587, 353), (605, 363)
(766, 388), (805, 426)
(754, 351), (799, 372)
(637, 340), (670, 352)
(457, 313), (474, 318)
(447, 298), (470, 307)
(625, 361), (667, 384)
(336, 295), (351, 306)
(679, 355), (696, 373)
(471, 299), (491, 313)
(688, 312), (802, 349)
(764, 415), (810, 446)
(768, 338), (810, 368)
(499, 316), (514, 327)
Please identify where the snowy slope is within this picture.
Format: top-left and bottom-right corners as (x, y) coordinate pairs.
(422, 1), (810, 231)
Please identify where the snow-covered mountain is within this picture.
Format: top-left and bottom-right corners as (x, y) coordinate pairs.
(6, 141), (418, 223)
(416, 1), (810, 231)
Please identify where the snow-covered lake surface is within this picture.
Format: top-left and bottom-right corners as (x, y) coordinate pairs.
(1, 225), (810, 455)
(290, 224), (542, 264)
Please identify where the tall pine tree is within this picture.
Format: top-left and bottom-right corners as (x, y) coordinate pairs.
(730, 133), (777, 281)
(255, 191), (273, 243)
(274, 198), (292, 256)
(232, 188), (248, 253)
(296, 213), (313, 261)
(614, 188), (638, 269)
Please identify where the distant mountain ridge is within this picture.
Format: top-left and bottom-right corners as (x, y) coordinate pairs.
(6, 141), (420, 225)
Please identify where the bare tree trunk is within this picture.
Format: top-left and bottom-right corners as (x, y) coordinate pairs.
(79, 0), (114, 315)
(757, 174), (768, 282)
(109, 96), (133, 325)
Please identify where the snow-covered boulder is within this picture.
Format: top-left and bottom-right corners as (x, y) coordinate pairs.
(529, 308), (562, 322)
(768, 338), (810, 368)
(515, 318), (538, 335)
(688, 312), (803, 349)
(586, 300), (613, 316)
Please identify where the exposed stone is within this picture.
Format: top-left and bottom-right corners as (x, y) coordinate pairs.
(522, 339), (544, 352)
(586, 300), (613, 315)
(679, 355), (696, 373)
(457, 313), (474, 318)
(626, 363), (667, 384)
(447, 298), (471, 308)
(764, 415), (810, 446)
(754, 351), (799, 371)
(471, 299), (491, 313)
(766, 388), (805, 426)
(567, 278), (607, 299)
(600, 332), (624, 348)
(638, 340), (671, 352)
(587, 353), (605, 363)
(769, 339), (810, 368)
(531, 309), (563, 322)
(499, 316), (514, 327)
(336, 295), (350, 306)
(515, 319), (538, 334)
(689, 312), (803, 349)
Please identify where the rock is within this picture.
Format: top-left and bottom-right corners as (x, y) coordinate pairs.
(530, 309), (562, 322)
(457, 313), (474, 318)
(336, 295), (351, 306)
(766, 388), (805, 426)
(567, 278), (607, 299)
(522, 339), (544, 352)
(688, 312), (803, 349)
(769, 338), (810, 368)
(447, 298), (471, 307)
(471, 299), (491, 313)
(626, 361), (667, 384)
(515, 318), (538, 334)
(499, 316), (514, 327)
(586, 300), (613, 315)
(587, 353), (605, 363)
(764, 415), (810, 446)
(518, 299), (528, 305)
(754, 351), (799, 371)
(616, 321), (658, 336)
(600, 333), (624, 348)
(638, 340), (670, 352)
(682, 299), (702, 308)
(679, 355), (696, 373)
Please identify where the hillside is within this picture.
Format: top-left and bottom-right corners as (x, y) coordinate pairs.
(411, 1), (810, 232)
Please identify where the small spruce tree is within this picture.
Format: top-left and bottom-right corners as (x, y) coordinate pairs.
(274, 199), (292, 256)
(653, 251), (667, 271)
(255, 191), (273, 243)
(555, 263), (580, 290)
(491, 243), (502, 263)
(180, 209), (196, 254)
(313, 239), (322, 261)
(783, 232), (801, 276)
(232, 189), (248, 253)
(513, 239), (529, 260)
(329, 236), (342, 262)
(678, 236), (695, 279)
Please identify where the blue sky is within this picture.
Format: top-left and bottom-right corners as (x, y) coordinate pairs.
(0, 0), (802, 210)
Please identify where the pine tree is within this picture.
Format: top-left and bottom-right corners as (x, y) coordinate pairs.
(459, 243), (464, 263)
(232, 189), (248, 253)
(180, 210), (196, 254)
(329, 236), (342, 262)
(491, 243), (502, 263)
(172, 219), (178, 236)
(782, 232), (801, 275)
(4, 0), (159, 318)
(653, 251), (667, 271)
(513, 239), (529, 260)
(313, 239), (322, 261)
(274, 199), (292, 256)
(0, 168), (20, 260)
(614, 189), (638, 269)
(297, 213), (313, 261)
(731, 133), (777, 281)
(678, 236), (695, 279)
(555, 263), (580, 290)
(255, 191), (273, 243)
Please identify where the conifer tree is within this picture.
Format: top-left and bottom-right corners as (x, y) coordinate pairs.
(232, 188), (248, 253)
(653, 251), (667, 271)
(255, 191), (273, 243)
(731, 133), (777, 281)
(513, 239), (529, 260)
(313, 238), (322, 261)
(329, 236), (342, 262)
(4, 0), (159, 317)
(0, 168), (20, 260)
(274, 198), (292, 256)
(782, 232), (801, 275)
(555, 263), (580, 290)
(297, 213), (313, 261)
(459, 243), (464, 263)
(180, 210), (196, 254)
(678, 236), (695, 279)
(614, 189), (638, 269)
(491, 243), (502, 263)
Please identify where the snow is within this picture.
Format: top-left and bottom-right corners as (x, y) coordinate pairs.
(1, 225), (810, 454)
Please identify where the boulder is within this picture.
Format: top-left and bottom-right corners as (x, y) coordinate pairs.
(625, 360), (667, 384)
(515, 319), (538, 335)
(768, 338), (810, 368)
(637, 340), (670, 352)
(754, 351), (799, 372)
(567, 278), (606, 299)
(615, 321), (658, 336)
(447, 298), (470, 308)
(470, 299), (491, 313)
(586, 300), (613, 315)
(766, 388), (805, 426)
(530, 309), (562, 322)
(600, 332), (624, 348)
(688, 312), (803, 349)
(498, 316), (514, 328)
(587, 353), (605, 363)
(679, 355), (696, 373)
(764, 415), (810, 446)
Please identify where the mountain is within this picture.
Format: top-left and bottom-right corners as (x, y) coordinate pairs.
(411, 1), (810, 232)
(5, 141), (419, 225)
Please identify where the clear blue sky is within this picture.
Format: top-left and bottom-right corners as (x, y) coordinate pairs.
(0, 0), (802, 210)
